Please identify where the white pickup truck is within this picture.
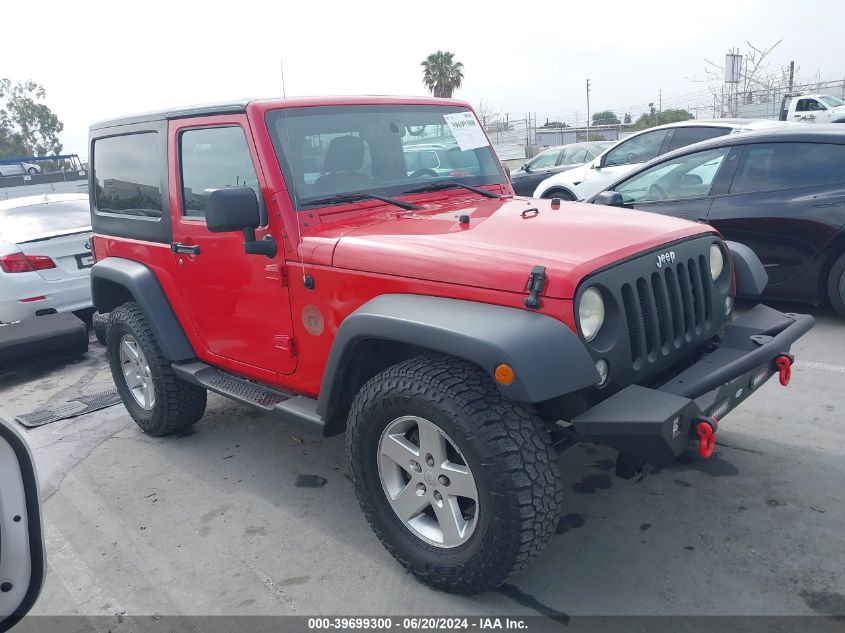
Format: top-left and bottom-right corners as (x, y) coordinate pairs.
(779, 94), (845, 123)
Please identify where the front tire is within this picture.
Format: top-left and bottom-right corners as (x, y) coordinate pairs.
(107, 303), (207, 436)
(827, 253), (845, 318)
(346, 354), (561, 594)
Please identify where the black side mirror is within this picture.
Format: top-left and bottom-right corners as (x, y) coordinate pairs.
(207, 187), (276, 258)
(593, 191), (625, 207)
(0, 418), (45, 632)
(206, 187), (261, 233)
(520, 163), (530, 172)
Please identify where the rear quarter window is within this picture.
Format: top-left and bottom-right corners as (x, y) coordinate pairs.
(93, 132), (163, 217)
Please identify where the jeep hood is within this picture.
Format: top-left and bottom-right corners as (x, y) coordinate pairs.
(327, 197), (713, 299)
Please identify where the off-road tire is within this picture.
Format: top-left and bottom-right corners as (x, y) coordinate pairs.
(346, 353), (562, 594)
(92, 311), (109, 346)
(827, 253), (845, 318)
(107, 302), (207, 436)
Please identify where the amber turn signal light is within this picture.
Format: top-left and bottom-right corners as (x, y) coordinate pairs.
(494, 363), (515, 385)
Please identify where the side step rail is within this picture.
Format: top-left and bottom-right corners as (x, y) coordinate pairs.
(171, 361), (324, 435)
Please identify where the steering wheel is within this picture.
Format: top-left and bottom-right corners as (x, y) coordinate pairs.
(409, 168), (439, 179)
(647, 183), (667, 200)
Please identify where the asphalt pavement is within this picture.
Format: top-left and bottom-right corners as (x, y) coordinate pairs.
(2, 300), (843, 627)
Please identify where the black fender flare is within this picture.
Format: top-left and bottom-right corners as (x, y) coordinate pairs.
(316, 294), (600, 421)
(90, 257), (194, 361)
(726, 241), (769, 297)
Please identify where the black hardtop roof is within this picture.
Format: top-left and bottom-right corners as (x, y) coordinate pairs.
(90, 100), (251, 130)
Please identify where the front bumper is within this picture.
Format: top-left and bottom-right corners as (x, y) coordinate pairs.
(571, 304), (814, 465)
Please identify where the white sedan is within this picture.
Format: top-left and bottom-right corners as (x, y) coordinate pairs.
(532, 119), (788, 201)
(0, 194), (93, 323)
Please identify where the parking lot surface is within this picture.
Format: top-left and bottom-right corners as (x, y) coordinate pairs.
(3, 301), (843, 623)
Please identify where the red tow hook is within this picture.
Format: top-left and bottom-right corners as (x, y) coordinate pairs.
(775, 354), (793, 386)
(695, 417), (718, 459)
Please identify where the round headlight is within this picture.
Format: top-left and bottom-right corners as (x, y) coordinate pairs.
(579, 287), (606, 342)
(710, 243), (725, 280)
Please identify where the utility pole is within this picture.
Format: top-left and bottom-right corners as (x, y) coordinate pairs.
(586, 79), (591, 141)
(658, 90), (662, 125)
(788, 60), (795, 94)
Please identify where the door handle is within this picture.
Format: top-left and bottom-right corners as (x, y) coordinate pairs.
(170, 242), (201, 255)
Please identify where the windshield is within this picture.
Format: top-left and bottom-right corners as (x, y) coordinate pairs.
(819, 95), (845, 108)
(266, 105), (505, 210)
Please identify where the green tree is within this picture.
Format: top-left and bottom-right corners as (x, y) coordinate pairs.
(0, 79), (64, 157)
(634, 106), (693, 130)
(591, 110), (621, 126)
(421, 51), (464, 98)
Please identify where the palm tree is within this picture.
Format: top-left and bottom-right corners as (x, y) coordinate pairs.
(421, 51), (464, 98)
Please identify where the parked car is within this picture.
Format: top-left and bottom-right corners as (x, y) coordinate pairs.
(0, 194), (93, 323)
(0, 162), (41, 177)
(509, 141), (612, 196)
(89, 96), (810, 594)
(533, 119), (788, 201)
(779, 93), (845, 123)
(588, 126), (845, 317)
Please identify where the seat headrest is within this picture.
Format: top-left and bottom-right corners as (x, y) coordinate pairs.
(324, 136), (365, 173)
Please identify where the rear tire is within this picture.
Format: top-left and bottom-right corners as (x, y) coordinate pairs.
(92, 311), (109, 346)
(827, 253), (845, 318)
(346, 354), (561, 594)
(107, 303), (206, 436)
(541, 188), (576, 201)
(27, 167), (38, 175)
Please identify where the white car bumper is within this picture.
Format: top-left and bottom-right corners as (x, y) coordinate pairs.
(0, 273), (92, 323)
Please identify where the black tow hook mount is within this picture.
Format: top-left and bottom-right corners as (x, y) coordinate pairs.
(615, 452), (645, 480)
(523, 265), (547, 309)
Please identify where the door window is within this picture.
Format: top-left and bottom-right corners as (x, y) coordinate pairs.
(730, 142), (845, 194)
(603, 130), (668, 167)
(528, 149), (559, 170)
(615, 147), (731, 203)
(180, 126), (262, 219)
(665, 126), (730, 152)
(560, 146), (588, 165)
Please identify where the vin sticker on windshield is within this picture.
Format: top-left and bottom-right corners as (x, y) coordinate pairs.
(443, 112), (490, 151)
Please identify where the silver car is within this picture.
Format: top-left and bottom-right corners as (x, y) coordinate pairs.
(0, 161), (41, 176)
(0, 193), (93, 323)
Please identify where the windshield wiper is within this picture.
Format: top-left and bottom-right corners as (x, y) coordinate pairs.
(302, 193), (422, 211)
(404, 182), (499, 199)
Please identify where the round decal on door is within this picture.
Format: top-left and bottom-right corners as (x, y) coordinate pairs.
(302, 305), (324, 336)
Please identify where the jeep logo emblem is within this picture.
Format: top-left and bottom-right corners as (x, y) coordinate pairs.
(656, 251), (676, 268)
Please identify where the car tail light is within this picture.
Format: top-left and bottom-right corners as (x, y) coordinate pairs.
(0, 252), (57, 273)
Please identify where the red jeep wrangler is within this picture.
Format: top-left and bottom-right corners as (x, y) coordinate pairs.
(89, 97), (813, 593)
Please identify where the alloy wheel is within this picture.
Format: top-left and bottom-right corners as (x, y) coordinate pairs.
(118, 334), (155, 411)
(377, 415), (479, 548)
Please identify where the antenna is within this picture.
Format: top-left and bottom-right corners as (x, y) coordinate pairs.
(281, 58), (307, 287)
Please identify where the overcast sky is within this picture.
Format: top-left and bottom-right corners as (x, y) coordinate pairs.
(4, 0), (844, 158)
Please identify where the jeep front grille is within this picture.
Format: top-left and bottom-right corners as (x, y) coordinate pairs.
(622, 255), (713, 367)
(576, 236), (730, 391)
